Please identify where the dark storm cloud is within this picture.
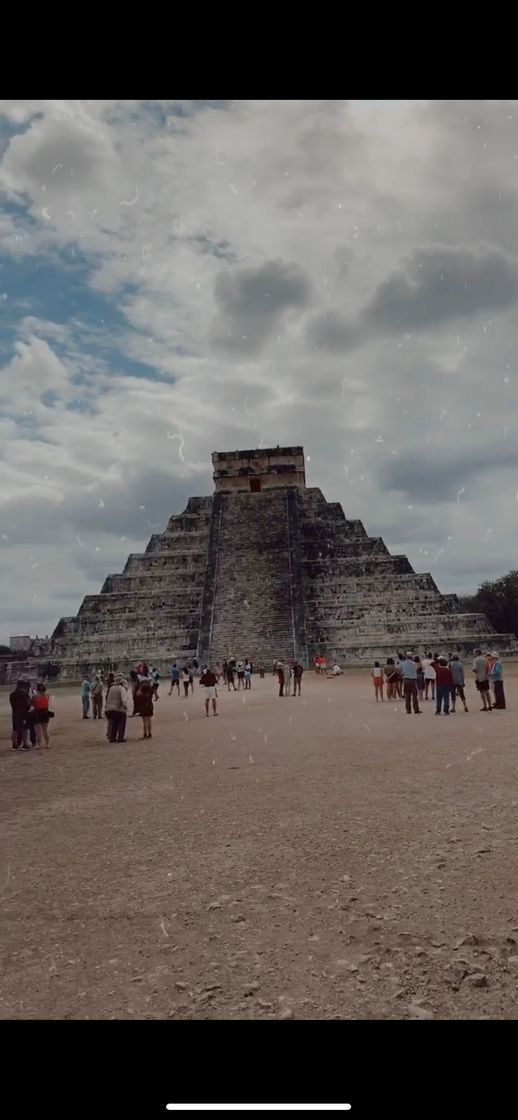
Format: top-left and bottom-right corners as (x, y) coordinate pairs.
(310, 244), (518, 352)
(211, 259), (311, 356)
(364, 245), (518, 333)
(379, 444), (518, 503)
(309, 311), (360, 353)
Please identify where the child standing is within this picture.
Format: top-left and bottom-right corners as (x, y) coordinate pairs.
(372, 661), (384, 701)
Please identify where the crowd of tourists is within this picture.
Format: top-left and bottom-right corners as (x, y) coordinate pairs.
(371, 649), (506, 715)
(6, 646), (509, 754)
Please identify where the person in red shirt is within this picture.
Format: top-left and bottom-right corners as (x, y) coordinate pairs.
(435, 657), (453, 716)
(32, 682), (51, 748)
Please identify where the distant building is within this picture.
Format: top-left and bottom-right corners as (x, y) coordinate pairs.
(10, 635), (31, 652)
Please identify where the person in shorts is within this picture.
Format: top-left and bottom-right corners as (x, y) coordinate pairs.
(169, 663), (180, 696)
(422, 653), (436, 701)
(32, 682), (52, 748)
(372, 661), (384, 701)
(472, 648), (492, 711)
(449, 655), (468, 712)
(200, 666), (218, 716)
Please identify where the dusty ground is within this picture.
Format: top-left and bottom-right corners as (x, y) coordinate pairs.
(1, 669), (518, 1020)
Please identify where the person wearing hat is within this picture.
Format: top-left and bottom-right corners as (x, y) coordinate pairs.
(489, 652), (506, 709)
(105, 674), (129, 743)
(435, 656), (453, 715)
(400, 651), (422, 714)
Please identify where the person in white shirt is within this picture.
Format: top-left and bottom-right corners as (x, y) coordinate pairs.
(422, 652), (436, 701)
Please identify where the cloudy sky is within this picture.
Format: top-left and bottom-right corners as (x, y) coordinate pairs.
(1, 99), (518, 642)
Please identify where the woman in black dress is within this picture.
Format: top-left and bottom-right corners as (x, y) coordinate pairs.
(136, 679), (154, 739)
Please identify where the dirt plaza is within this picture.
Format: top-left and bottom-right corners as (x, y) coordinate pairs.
(1, 669), (517, 1020)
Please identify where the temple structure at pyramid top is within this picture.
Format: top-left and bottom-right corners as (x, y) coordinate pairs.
(51, 445), (517, 676)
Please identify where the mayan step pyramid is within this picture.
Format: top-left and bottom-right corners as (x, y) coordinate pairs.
(51, 446), (517, 676)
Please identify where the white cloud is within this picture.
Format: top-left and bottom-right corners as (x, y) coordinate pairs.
(1, 99), (518, 640)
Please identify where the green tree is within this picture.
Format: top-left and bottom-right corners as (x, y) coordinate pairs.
(458, 570), (518, 638)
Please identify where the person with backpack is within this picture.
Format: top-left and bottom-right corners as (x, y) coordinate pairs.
(9, 680), (31, 750)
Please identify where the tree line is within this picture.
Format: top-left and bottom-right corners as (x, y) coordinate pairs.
(458, 570), (518, 638)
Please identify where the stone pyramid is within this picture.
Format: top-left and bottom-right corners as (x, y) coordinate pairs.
(51, 446), (517, 676)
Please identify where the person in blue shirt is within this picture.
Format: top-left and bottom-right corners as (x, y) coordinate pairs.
(489, 652), (506, 709)
(169, 662), (180, 696)
(81, 678), (91, 719)
(400, 652), (422, 714)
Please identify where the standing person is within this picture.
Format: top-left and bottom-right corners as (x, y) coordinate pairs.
(169, 663), (180, 695)
(372, 661), (384, 702)
(236, 660), (245, 690)
(400, 652), (421, 714)
(449, 654), (469, 713)
(128, 669), (139, 714)
(182, 665), (191, 698)
(186, 661), (194, 694)
(200, 665), (218, 716)
(32, 682), (51, 748)
(244, 661), (252, 690)
(91, 673), (104, 720)
(489, 651), (506, 709)
(259, 662), (265, 679)
(385, 658), (398, 700)
(472, 648), (492, 711)
(9, 680), (31, 750)
(105, 675), (129, 743)
(226, 663), (236, 691)
(81, 677), (91, 719)
(394, 653), (404, 698)
(292, 660), (303, 696)
(277, 661), (285, 697)
(415, 657), (425, 704)
(284, 662), (292, 697)
(150, 666), (160, 699)
(422, 653), (436, 701)
(137, 678), (154, 739)
(24, 683), (38, 749)
(435, 656), (453, 715)
(104, 673), (115, 738)
(222, 660), (228, 685)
